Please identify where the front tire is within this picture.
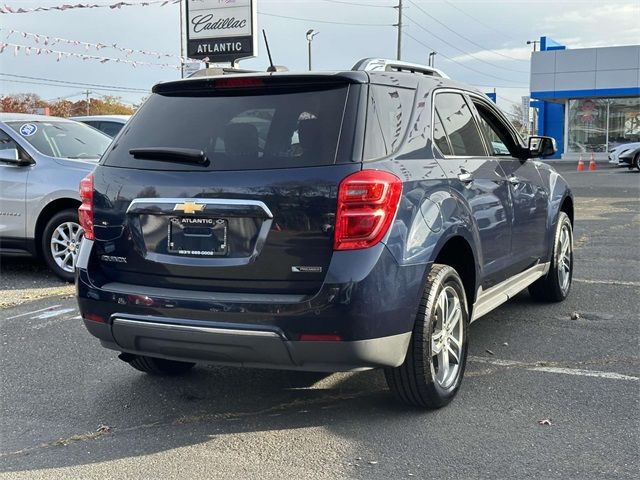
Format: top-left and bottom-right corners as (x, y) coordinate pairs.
(41, 209), (84, 282)
(634, 153), (640, 172)
(127, 356), (195, 376)
(529, 211), (573, 302)
(385, 264), (469, 409)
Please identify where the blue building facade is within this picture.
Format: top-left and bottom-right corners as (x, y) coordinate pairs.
(530, 38), (640, 159)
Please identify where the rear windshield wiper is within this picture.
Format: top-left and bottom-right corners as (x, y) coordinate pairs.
(129, 147), (208, 165)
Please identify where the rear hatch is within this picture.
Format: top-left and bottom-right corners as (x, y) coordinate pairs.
(91, 74), (365, 295)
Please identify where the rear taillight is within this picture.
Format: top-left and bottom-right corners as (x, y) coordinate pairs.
(334, 170), (402, 250)
(78, 173), (94, 240)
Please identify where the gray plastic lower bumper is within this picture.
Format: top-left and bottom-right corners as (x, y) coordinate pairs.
(87, 317), (411, 372)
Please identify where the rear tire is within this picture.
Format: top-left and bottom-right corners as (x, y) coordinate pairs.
(529, 211), (573, 302)
(41, 209), (83, 282)
(385, 264), (469, 409)
(127, 356), (195, 376)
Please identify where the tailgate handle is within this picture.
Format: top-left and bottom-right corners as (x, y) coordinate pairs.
(126, 198), (273, 219)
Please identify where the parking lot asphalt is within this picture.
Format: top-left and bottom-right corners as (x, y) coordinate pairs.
(0, 163), (638, 479)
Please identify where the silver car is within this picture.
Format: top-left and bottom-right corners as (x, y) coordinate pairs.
(0, 113), (112, 280)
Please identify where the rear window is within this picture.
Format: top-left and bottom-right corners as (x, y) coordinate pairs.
(103, 85), (354, 170)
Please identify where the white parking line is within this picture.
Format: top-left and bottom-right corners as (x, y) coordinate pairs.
(574, 278), (640, 287)
(31, 307), (76, 320)
(5, 305), (62, 320)
(468, 356), (639, 382)
(530, 366), (639, 382)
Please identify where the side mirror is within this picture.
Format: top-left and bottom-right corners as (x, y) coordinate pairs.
(0, 148), (32, 166)
(527, 136), (557, 158)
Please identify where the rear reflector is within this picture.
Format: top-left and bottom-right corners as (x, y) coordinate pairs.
(334, 170), (402, 250)
(299, 334), (343, 342)
(78, 173), (94, 240)
(82, 313), (105, 323)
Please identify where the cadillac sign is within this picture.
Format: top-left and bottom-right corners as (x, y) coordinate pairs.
(186, 0), (257, 63)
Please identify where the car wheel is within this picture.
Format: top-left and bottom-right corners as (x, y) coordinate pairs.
(634, 153), (640, 172)
(41, 209), (84, 282)
(529, 211), (573, 302)
(127, 355), (196, 375)
(385, 264), (469, 409)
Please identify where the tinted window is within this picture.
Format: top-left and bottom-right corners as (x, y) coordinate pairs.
(435, 92), (485, 156)
(363, 85), (415, 160)
(104, 85), (352, 171)
(473, 101), (519, 156)
(98, 121), (125, 137)
(6, 121), (111, 159)
(433, 110), (452, 156)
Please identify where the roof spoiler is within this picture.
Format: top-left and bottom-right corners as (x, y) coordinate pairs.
(352, 58), (449, 78)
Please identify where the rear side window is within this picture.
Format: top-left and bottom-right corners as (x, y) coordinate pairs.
(363, 85), (415, 160)
(103, 85), (353, 171)
(432, 111), (452, 156)
(434, 92), (485, 156)
(98, 121), (124, 137)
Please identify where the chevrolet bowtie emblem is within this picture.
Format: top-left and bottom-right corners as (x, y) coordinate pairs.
(173, 201), (205, 214)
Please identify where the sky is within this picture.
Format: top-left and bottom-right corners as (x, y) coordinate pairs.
(1, 0), (639, 114)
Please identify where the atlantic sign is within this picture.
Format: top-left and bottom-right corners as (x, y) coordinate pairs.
(186, 0), (257, 63)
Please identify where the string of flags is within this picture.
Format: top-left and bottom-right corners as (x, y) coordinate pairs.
(3, 29), (187, 62)
(0, 42), (181, 70)
(0, 1), (181, 15)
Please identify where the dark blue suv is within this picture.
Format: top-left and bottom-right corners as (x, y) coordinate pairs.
(76, 59), (574, 408)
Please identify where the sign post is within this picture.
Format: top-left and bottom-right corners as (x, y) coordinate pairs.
(185, 0), (257, 66)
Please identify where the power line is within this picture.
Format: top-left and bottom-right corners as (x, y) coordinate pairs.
(442, 0), (522, 43)
(402, 31), (527, 85)
(0, 78), (149, 94)
(403, 16), (528, 79)
(258, 12), (392, 26)
(0, 73), (148, 92)
(403, 13), (529, 74)
(407, 0), (530, 64)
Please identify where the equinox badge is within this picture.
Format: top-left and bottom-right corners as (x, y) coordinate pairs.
(173, 201), (205, 214)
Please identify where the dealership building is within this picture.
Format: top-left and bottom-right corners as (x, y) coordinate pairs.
(530, 37), (640, 159)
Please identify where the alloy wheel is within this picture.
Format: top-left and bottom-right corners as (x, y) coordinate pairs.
(50, 221), (84, 274)
(431, 285), (464, 389)
(557, 224), (572, 294)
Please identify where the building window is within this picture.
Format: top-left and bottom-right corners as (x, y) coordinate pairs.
(567, 97), (640, 153)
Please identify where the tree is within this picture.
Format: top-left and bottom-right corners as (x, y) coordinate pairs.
(0, 93), (47, 113)
(0, 93), (135, 117)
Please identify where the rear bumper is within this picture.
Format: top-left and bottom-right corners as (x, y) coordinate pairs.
(85, 316), (411, 371)
(77, 240), (427, 371)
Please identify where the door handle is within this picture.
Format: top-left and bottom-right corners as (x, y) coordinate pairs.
(458, 171), (474, 184)
(508, 175), (521, 186)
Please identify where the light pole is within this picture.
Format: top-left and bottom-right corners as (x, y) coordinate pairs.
(526, 40), (539, 52)
(306, 29), (319, 71)
(428, 51), (437, 67)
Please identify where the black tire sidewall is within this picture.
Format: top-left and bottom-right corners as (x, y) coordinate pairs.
(41, 209), (80, 282)
(550, 212), (573, 300)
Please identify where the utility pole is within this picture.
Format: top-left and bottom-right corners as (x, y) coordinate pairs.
(84, 89), (91, 115)
(395, 0), (402, 60)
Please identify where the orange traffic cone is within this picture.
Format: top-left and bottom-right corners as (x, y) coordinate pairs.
(577, 154), (585, 171)
(588, 153), (597, 171)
